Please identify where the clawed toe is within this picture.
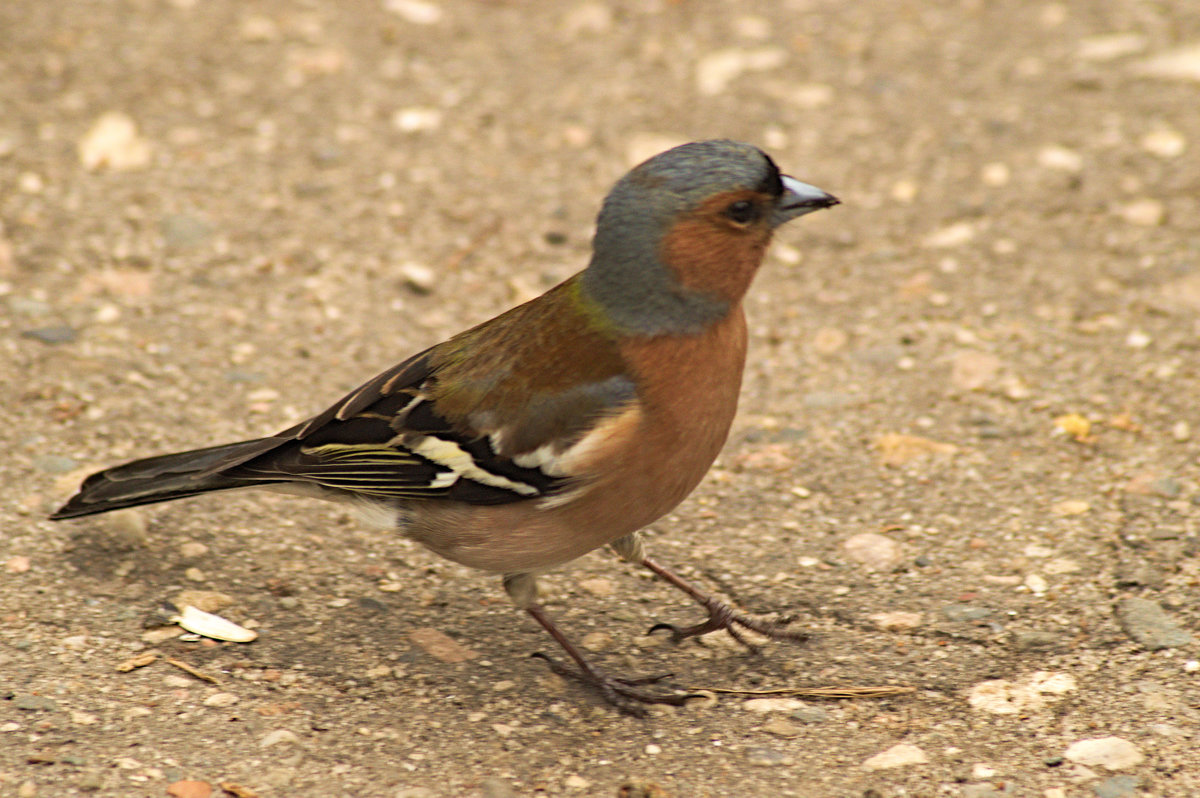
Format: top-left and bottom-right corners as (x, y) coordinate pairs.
(648, 598), (809, 651)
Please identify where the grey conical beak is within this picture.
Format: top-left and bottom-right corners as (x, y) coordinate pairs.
(774, 175), (839, 227)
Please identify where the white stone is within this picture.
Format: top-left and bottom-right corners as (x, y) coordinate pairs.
(79, 112), (152, 171)
(1063, 737), (1144, 771)
(203, 692), (239, 707)
(695, 48), (787, 96)
(790, 83), (835, 109)
(392, 108), (443, 133)
(1038, 145), (1083, 173)
(968, 671), (1077, 714)
(981, 162), (1011, 186)
(842, 533), (903, 572)
(1024, 574), (1048, 595)
(1118, 198), (1165, 227)
(1132, 43), (1200, 82)
(260, 729), (301, 748)
(1141, 128), (1186, 158)
(1125, 329), (1152, 348)
(1076, 33), (1147, 62)
(862, 743), (929, 770)
(383, 0), (443, 25)
(870, 611), (924, 631)
(922, 222), (975, 249)
(562, 3), (612, 35)
(563, 774), (591, 791)
(742, 698), (806, 713)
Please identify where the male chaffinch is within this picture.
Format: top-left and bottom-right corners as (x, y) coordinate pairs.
(53, 139), (838, 714)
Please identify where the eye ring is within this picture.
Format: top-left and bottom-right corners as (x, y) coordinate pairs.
(724, 199), (757, 224)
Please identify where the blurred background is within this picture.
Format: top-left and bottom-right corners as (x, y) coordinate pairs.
(2, 1), (1199, 796)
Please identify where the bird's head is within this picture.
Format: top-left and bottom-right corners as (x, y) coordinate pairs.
(581, 140), (838, 336)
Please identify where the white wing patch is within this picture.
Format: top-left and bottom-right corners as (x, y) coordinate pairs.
(404, 435), (542, 496)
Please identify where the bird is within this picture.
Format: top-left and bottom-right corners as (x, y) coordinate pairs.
(52, 139), (838, 714)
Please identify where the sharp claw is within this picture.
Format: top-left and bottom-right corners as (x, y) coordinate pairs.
(648, 599), (809, 650)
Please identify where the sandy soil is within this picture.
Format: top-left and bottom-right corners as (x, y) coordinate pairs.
(2, 1), (1199, 796)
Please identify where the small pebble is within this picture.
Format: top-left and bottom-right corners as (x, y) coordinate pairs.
(383, 0), (443, 25)
(1038, 145), (1083, 173)
(577, 577), (614, 597)
(1132, 44), (1200, 82)
(969, 672), (1077, 714)
(695, 47), (787, 96)
(21, 326), (78, 345)
(33, 454), (79, 473)
(1117, 198), (1165, 227)
(400, 262), (436, 293)
(1116, 597), (1193, 649)
(790, 83), (835, 109)
(862, 743), (929, 770)
(477, 777), (518, 798)
(5, 555), (31, 573)
(742, 697), (805, 713)
(1093, 775), (1141, 798)
(943, 604), (992, 622)
(160, 214), (214, 250)
(392, 108), (443, 133)
(260, 728), (301, 748)
(980, 162), (1011, 186)
(1076, 33), (1147, 62)
(562, 774), (590, 791)
(760, 718), (802, 738)
(408, 627), (478, 663)
(166, 782), (212, 798)
(1024, 574), (1048, 595)
(951, 350), (1002, 391)
(580, 631), (612, 652)
(179, 541), (209, 558)
(922, 221), (975, 249)
(841, 532), (904, 571)
(173, 590), (233, 614)
(1170, 420), (1190, 441)
(890, 179), (918, 203)
(745, 747), (792, 767)
(14, 695), (58, 712)
(790, 705), (828, 723)
(1141, 128), (1186, 158)
(1011, 630), (1066, 651)
(869, 611), (924, 631)
(79, 111), (152, 171)
(1064, 737), (1144, 771)
(202, 692), (239, 707)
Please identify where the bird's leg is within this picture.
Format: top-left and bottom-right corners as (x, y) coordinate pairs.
(504, 573), (697, 716)
(610, 533), (808, 651)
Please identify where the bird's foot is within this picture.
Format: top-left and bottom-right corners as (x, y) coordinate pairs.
(648, 595), (809, 652)
(530, 653), (699, 717)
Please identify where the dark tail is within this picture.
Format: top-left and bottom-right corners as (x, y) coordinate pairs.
(50, 437), (286, 519)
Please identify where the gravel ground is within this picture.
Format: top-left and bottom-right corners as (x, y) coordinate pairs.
(2, 1), (1199, 796)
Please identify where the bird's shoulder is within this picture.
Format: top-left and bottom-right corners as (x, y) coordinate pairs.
(238, 276), (641, 504)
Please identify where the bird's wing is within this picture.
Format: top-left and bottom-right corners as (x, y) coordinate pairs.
(227, 279), (638, 505)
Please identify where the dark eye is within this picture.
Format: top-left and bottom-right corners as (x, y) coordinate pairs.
(724, 200), (757, 224)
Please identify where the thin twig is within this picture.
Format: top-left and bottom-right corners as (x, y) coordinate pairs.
(165, 657), (219, 684)
(688, 685), (916, 699)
